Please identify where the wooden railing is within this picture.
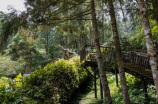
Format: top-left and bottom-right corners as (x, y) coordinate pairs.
(80, 45), (152, 79)
(122, 51), (151, 78)
(122, 51), (150, 70)
(80, 45), (115, 64)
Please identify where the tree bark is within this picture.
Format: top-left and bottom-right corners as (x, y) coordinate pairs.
(91, 0), (112, 103)
(65, 35), (67, 49)
(107, 0), (131, 104)
(119, 1), (128, 33)
(89, 27), (93, 45)
(45, 32), (49, 56)
(138, 0), (158, 101)
(102, 14), (105, 43)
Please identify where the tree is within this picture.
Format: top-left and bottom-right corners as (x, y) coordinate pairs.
(137, 0), (158, 101)
(8, 30), (39, 73)
(0, 8), (28, 51)
(144, 0), (158, 25)
(107, 0), (131, 103)
(91, 0), (112, 103)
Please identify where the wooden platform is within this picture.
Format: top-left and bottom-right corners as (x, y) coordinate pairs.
(80, 45), (154, 85)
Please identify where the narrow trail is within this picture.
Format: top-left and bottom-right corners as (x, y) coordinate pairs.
(69, 77), (104, 104)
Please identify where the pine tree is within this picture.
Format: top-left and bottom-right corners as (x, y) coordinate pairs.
(107, 0), (131, 103)
(91, 0), (112, 103)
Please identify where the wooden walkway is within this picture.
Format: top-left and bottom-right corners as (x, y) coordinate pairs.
(80, 45), (153, 98)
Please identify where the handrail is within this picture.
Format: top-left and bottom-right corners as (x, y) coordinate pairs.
(80, 45), (152, 79)
(80, 45), (115, 63)
(80, 45), (114, 52)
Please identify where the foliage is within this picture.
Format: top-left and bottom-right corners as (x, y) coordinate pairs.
(0, 54), (26, 77)
(21, 56), (88, 103)
(0, 56), (88, 103)
(8, 32), (45, 72)
(0, 0), (158, 103)
(8, 33), (38, 61)
(48, 44), (61, 59)
(0, 74), (25, 104)
(76, 73), (157, 104)
(0, 8), (28, 50)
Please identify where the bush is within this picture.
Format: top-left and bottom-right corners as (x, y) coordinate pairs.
(0, 75), (25, 104)
(21, 56), (88, 103)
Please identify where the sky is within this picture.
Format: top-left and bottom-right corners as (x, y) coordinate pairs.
(0, 0), (26, 13)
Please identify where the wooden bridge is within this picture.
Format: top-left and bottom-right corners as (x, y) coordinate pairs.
(80, 45), (154, 99)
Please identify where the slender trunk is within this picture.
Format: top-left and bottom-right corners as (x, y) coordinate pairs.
(119, 1), (128, 33)
(82, 35), (84, 46)
(84, 35), (86, 45)
(45, 32), (49, 56)
(65, 35), (67, 49)
(29, 52), (32, 72)
(102, 14), (105, 43)
(138, 0), (158, 101)
(91, 0), (112, 103)
(76, 40), (77, 49)
(107, 0), (131, 104)
(80, 34), (82, 48)
(85, 37), (86, 45)
(26, 51), (32, 74)
(89, 27), (93, 45)
(83, 35), (85, 46)
(75, 40), (78, 54)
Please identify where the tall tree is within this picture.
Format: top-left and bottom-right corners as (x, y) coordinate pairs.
(91, 0), (112, 103)
(118, 0), (128, 33)
(8, 32), (38, 73)
(89, 27), (93, 45)
(137, 0), (158, 101)
(0, 10), (28, 51)
(107, 0), (131, 103)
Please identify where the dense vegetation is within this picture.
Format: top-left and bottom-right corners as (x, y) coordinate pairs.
(72, 73), (157, 104)
(0, 0), (158, 103)
(0, 57), (89, 103)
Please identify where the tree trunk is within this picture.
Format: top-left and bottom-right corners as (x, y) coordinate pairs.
(102, 14), (105, 43)
(107, 0), (131, 104)
(65, 35), (67, 49)
(84, 35), (86, 45)
(80, 34), (82, 48)
(138, 0), (158, 101)
(45, 32), (49, 56)
(91, 0), (112, 103)
(89, 27), (93, 45)
(119, 1), (128, 33)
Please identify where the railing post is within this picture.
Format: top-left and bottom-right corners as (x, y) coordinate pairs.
(91, 66), (97, 98)
(142, 77), (148, 99)
(93, 67), (97, 98)
(100, 78), (103, 100)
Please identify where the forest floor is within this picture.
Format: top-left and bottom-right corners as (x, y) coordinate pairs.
(69, 73), (157, 104)
(69, 76), (105, 104)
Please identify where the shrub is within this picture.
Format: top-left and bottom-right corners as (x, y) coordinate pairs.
(21, 56), (88, 103)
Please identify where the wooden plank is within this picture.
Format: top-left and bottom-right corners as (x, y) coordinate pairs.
(142, 77), (149, 99)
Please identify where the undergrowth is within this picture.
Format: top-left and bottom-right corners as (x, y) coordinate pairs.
(0, 56), (157, 104)
(0, 56), (89, 104)
(73, 73), (157, 104)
